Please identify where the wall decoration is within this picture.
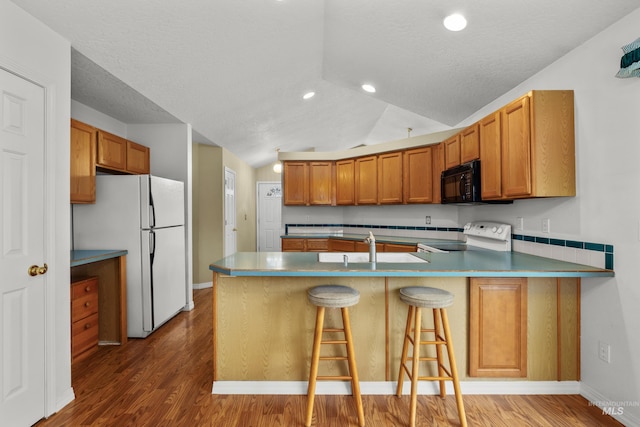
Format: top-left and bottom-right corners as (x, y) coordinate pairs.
(615, 37), (640, 78)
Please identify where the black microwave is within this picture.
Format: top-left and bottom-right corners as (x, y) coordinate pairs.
(441, 160), (511, 205)
(441, 160), (481, 204)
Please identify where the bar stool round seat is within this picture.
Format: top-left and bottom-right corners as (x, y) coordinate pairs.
(306, 285), (364, 427)
(399, 286), (454, 308)
(396, 286), (467, 427)
(308, 284), (360, 308)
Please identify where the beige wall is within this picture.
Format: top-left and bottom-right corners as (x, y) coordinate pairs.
(193, 143), (265, 284)
(256, 162), (283, 183)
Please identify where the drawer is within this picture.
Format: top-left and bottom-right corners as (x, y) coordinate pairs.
(72, 312), (99, 360)
(71, 291), (98, 322)
(71, 276), (98, 299)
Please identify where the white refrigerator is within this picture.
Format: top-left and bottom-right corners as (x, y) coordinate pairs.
(73, 175), (187, 338)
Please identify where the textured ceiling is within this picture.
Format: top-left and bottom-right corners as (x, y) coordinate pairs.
(10, 0), (640, 167)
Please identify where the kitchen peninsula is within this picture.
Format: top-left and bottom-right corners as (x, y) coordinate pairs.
(209, 250), (613, 394)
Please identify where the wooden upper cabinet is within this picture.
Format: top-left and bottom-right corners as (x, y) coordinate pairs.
(335, 159), (355, 205)
(355, 155), (378, 205)
(443, 134), (461, 170)
(377, 151), (403, 204)
(479, 111), (503, 200)
(308, 162), (334, 205)
(97, 130), (127, 171)
(70, 119), (97, 204)
(502, 95), (533, 198)
(460, 123), (480, 164)
(403, 146), (433, 204)
(431, 142), (445, 204)
(126, 140), (150, 174)
(283, 161), (309, 205)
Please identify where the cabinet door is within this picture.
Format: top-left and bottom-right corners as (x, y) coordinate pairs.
(502, 95), (532, 197)
(308, 162), (334, 205)
(281, 238), (305, 251)
(70, 119), (96, 204)
(355, 155), (378, 205)
(335, 159), (355, 205)
(469, 277), (527, 378)
(329, 239), (355, 252)
(479, 111), (503, 199)
(382, 243), (416, 252)
(97, 130), (127, 171)
(460, 123), (480, 163)
(377, 151), (403, 204)
(443, 134), (460, 170)
(126, 140), (150, 174)
(432, 142), (445, 204)
(283, 162), (309, 205)
(306, 239), (329, 252)
(403, 146), (433, 204)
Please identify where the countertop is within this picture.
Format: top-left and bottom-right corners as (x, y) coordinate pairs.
(71, 249), (128, 267)
(209, 251), (614, 278)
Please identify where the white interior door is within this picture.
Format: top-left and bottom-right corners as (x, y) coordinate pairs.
(0, 68), (46, 426)
(224, 167), (237, 256)
(256, 182), (282, 251)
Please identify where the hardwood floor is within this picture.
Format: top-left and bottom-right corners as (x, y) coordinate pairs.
(36, 288), (623, 426)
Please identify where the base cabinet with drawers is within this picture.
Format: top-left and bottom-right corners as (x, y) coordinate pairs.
(71, 276), (99, 363)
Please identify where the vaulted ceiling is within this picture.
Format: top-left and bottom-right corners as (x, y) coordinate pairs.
(10, 0), (640, 167)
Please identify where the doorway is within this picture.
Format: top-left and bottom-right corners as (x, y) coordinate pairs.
(256, 182), (282, 251)
(224, 167), (237, 256)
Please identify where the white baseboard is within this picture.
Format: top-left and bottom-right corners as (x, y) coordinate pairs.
(212, 380), (581, 396)
(581, 383), (640, 427)
(193, 281), (212, 290)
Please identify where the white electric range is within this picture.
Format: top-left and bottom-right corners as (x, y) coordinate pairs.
(417, 221), (512, 253)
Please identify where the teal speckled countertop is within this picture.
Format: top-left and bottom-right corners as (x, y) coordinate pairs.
(209, 251), (614, 278)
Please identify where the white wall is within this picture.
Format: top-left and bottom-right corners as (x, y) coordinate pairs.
(0, 0), (73, 415)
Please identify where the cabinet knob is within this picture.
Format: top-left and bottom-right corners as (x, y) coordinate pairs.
(84, 323), (91, 330)
(84, 302), (91, 308)
(85, 286), (91, 292)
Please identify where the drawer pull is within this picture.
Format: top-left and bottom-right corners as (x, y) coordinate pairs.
(84, 302), (91, 308)
(84, 323), (91, 330)
(85, 286), (91, 292)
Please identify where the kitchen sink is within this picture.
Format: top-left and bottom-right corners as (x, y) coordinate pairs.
(317, 252), (428, 263)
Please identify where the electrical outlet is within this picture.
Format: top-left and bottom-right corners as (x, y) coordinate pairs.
(542, 218), (550, 233)
(598, 341), (611, 363)
(425, 216), (431, 225)
(516, 217), (524, 230)
(305, 215), (310, 222)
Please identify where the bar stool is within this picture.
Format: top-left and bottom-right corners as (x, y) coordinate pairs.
(396, 286), (467, 427)
(306, 285), (365, 427)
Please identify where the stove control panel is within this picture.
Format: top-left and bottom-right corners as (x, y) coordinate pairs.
(463, 222), (512, 242)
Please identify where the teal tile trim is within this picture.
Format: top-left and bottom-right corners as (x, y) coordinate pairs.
(285, 223), (464, 234)
(512, 233), (614, 270)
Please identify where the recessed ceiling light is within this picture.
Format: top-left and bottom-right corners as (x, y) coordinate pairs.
(362, 84), (376, 93)
(303, 91), (315, 100)
(443, 14), (467, 31)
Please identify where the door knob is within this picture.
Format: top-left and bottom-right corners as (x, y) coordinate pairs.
(28, 263), (48, 277)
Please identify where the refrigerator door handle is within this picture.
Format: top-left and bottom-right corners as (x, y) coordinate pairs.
(149, 230), (156, 328)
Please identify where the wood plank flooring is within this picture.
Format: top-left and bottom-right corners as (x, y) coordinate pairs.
(36, 288), (623, 426)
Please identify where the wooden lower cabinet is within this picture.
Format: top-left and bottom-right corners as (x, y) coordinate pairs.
(469, 277), (527, 377)
(281, 238), (329, 252)
(71, 276), (99, 363)
(383, 243), (416, 252)
(329, 239), (355, 252)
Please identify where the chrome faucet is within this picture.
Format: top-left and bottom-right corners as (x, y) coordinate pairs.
(365, 231), (376, 267)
